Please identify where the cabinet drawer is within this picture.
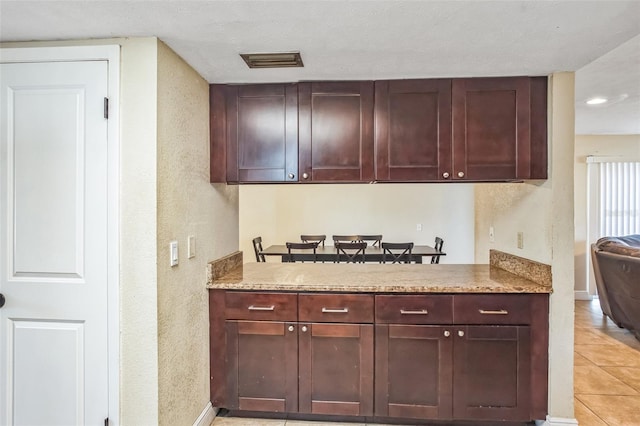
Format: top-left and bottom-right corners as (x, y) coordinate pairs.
(299, 293), (374, 323)
(225, 291), (297, 321)
(453, 294), (532, 325)
(375, 295), (453, 324)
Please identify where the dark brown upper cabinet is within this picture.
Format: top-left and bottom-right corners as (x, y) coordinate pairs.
(298, 81), (375, 182)
(210, 77), (547, 184)
(375, 79), (452, 181)
(451, 77), (547, 181)
(210, 83), (298, 183)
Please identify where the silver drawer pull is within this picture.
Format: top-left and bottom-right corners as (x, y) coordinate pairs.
(321, 307), (349, 313)
(479, 309), (508, 315)
(248, 305), (275, 311)
(400, 309), (429, 315)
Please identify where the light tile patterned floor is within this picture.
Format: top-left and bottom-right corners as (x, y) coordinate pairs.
(211, 299), (640, 425)
(574, 300), (640, 425)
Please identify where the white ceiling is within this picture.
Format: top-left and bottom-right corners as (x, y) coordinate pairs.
(1, 0), (639, 134)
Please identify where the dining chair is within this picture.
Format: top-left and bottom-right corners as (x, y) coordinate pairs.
(381, 242), (414, 264)
(432, 237), (444, 264)
(332, 235), (362, 244)
(252, 236), (265, 263)
(335, 241), (367, 263)
(360, 234), (383, 247)
(286, 242), (319, 263)
(300, 234), (326, 247)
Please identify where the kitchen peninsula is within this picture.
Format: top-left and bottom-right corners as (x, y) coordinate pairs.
(207, 250), (551, 424)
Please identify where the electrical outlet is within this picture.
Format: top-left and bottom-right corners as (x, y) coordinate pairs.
(489, 226), (495, 243)
(517, 232), (524, 249)
(170, 241), (179, 266)
(416, 224), (422, 231)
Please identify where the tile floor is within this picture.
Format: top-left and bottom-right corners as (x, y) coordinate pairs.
(574, 299), (640, 425)
(212, 299), (640, 425)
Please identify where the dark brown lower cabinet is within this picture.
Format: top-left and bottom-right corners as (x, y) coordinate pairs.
(375, 325), (453, 419)
(299, 323), (374, 416)
(211, 290), (548, 423)
(225, 320), (298, 412)
(452, 325), (531, 421)
(225, 319), (374, 417)
(376, 324), (531, 422)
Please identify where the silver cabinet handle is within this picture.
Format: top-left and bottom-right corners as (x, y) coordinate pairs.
(442, 172), (450, 179)
(288, 325), (294, 332)
(248, 305), (275, 311)
(288, 173), (295, 179)
(301, 326), (308, 332)
(321, 307), (349, 313)
(457, 171), (465, 178)
(478, 309), (508, 315)
(400, 309), (429, 315)
(302, 172), (309, 179)
(458, 330), (465, 337)
(444, 330), (451, 337)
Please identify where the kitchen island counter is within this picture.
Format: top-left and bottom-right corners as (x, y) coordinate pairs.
(207, 250), (550, 422)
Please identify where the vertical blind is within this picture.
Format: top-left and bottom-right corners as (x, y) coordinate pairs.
(598, 161), (640, 236)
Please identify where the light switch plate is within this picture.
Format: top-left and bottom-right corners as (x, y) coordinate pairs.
(188, 235), (196, 259)
(170, 241), (179, 266)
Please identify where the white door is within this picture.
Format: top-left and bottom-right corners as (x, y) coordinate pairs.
(0, 60), (110, 425)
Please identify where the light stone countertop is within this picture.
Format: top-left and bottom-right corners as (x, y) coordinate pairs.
(206, 262), (552, 293)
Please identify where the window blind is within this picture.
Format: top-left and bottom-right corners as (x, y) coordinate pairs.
(598, 161), (640, 236)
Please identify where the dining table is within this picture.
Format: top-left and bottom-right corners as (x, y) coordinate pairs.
(260, 244), (445, 264)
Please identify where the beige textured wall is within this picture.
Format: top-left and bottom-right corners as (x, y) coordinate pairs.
(239, 183), (475, 264)
(475, 73), (576, 420)
(156, 42), (239, 425)
(156, 41), (239, 426)
(474, 181), (552, 264)
(574, 135), (640, 295)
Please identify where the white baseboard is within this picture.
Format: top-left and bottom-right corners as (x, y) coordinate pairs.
(193, 402), (218, 426)
(575, 290), (594, 300)
(535, 415), (579, 426)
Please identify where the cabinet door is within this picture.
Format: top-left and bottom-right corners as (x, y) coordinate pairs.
(452, 77), (531, 181)
(299, 82), (374, 182)
(375, 80), (452, 181)
(226, 84), (298, 182)
(226, 320), (298, 412)
(452, 325), (531, 421)
(375, 325), (453, 419)
(299, 323), (374, 416)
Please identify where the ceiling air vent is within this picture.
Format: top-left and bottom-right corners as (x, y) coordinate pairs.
(240, 52), (304, 69)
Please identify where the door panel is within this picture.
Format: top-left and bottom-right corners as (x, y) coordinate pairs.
(226, 84), (298, 182)
(12, 320), (85, 425)
(452, 325), (531, 421)
(0, 60), (109, 426)
(375, 325), (453, 419)
(226, 320), (298, 413)
(13, 87), (85, 276)
(375, 79), (452, 181)
(299, 82), (374, 182)
(299, 323), (374, 416)
(452, 77), (531, 180)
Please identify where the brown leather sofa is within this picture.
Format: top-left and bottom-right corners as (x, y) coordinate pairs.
(591, 234), (640, 340)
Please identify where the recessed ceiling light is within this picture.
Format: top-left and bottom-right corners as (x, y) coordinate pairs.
(586, 97), (608, 105)
(240, 52), (304, 69)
